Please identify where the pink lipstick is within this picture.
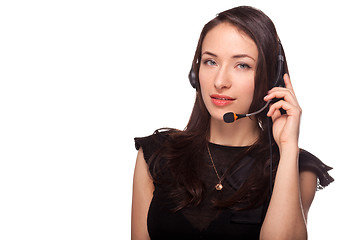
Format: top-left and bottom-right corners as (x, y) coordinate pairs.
(210, 94), (235, 106)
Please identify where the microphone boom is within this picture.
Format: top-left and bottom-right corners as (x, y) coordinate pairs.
(223, 100), (272, 123)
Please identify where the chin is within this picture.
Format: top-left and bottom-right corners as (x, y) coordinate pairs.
(208, 110), (227, 123)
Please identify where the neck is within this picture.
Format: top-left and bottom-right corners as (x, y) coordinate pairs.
(209, 117), (260, 147)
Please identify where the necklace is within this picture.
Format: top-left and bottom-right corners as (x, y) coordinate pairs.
(206, 144), (224, 191)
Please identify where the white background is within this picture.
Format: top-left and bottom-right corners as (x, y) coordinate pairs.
(0, 0), (358, 239)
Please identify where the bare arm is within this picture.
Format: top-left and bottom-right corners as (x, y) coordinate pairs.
(131, 148), (154, 240)
(260, 147), (317, 240)
(299, 171), (317, 221)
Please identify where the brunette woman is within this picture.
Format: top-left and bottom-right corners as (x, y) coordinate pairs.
(132, 6), (333, 240)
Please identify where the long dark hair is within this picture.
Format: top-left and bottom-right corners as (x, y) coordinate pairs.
(149, 6), (289, 211)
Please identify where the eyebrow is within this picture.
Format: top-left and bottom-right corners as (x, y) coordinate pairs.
(202, 51), (256, 62)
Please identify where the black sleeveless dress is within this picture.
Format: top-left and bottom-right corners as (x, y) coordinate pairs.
(134, 131), (333, 240)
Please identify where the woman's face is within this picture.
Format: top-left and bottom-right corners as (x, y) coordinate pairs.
(199, 22), (258, 122)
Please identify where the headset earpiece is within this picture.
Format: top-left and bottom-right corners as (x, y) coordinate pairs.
(272, 41), (287, 114)
(273, 42), (286, 88)
(188, 67), (197, 89)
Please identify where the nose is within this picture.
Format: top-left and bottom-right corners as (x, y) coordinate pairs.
(214, 66), (231, 90)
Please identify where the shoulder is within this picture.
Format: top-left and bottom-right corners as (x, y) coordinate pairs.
(134, 128), (172, 150)
(298, 149), (334, 189)
(134, 128), (178, 163)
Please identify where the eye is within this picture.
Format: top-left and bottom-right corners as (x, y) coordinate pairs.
(236, 63), (251, 69)
(203, 59), (217, 66)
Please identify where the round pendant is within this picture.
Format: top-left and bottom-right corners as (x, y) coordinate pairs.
(215, 183), (223, 191)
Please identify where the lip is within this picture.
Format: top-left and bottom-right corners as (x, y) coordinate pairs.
(210, 94), (236, 107)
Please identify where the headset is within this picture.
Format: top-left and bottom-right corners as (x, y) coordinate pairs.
(188, 41), (286, 195)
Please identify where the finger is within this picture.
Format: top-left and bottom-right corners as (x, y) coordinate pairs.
(267, 101), (282, 117)
(267, 87), (293, 95)
(270, 105), (282, 122)
(264, 89), (298, 106)
(284, 73), (294, 91)
(267, 99), (300, 117)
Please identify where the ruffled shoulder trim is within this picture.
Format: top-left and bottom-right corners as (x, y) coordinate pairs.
(299, 149), (334, 190)
(134, 129), (172, 164)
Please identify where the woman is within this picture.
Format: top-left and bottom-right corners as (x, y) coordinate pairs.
(132, 6), (333, 240)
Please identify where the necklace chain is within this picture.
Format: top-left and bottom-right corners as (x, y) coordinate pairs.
(206, 144), (224, 191)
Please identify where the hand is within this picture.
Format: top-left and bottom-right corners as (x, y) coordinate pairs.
(264, 74), (302, 151)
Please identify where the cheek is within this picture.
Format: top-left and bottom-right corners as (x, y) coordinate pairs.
(232, 71), (255, 92)
(198, 68), (209, 89)
(198, 69), (212, 96)
(233, 76), (255, 110)
(240, 79), (255, 97)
